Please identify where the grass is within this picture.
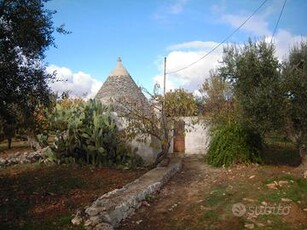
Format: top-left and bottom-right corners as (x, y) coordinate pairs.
(261, 175), (307, 203)
(164, 162), (306, 230)
(262, 134), (302, 166)
(0, 162), (147, 229)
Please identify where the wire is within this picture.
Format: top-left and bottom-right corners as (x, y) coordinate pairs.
(270, 0), (287, 43)
(166, 0), (269, 75)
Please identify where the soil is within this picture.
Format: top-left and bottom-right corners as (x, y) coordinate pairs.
(0, 141), (33, 159)
(119, 155), (307, 230)
(119, 155), (224, 230)
(0, 153), (147, 229)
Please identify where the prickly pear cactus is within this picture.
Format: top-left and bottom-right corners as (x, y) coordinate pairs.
(49, 99), (142, 167)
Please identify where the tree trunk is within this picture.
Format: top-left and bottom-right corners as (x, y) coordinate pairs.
(154, 142), (170, 166)
(8, 138), (12, 149)
(298, 145), (306, 164)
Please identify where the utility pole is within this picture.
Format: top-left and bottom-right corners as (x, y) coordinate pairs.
(156, 56), (168, 165)
(163, 57), (166, 96)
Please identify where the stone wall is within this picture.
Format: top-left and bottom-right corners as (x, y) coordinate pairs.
(71, 157), (182, 229)
(0, 147), (50, 168)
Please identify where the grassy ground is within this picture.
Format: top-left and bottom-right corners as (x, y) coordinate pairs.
(119, 144), (307, 230)
(0, 161), (147, 229)
(1, 137), (306, 229)
(163, 166), (307, 230)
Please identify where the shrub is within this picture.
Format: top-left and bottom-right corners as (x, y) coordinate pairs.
(206, 122), (263, 167)
(49, 99), (143, 168)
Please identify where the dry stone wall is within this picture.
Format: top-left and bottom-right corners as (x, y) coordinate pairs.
(0, 147), (50, 168)
(72, 157), (182, 229)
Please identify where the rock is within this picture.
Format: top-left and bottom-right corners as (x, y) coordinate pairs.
(267, 220), (272, 225)
(136, 220), (143, 225)
(281, 198), (292, 202)
(84, 219), (92, 227)
(243, 198), (256, 203)
(86, 207), (103, 216)
(71, 215), (83, 226)
(142, 201), (151, 207)
(89, 215), (104, 225)
(71, 158), (182, 229)
(95, 223), (114, 230)
(0, 158), (6, 167)
(278, 181), (289, 187)
(249, 175), (256, 179)
(244, 223), (255, 229)
(261, 201), (268, 206)
(303, 208), (307, 212)
(304, 171), (307, 179)
(266, 181), (278, 189)
(255, 222), (265, 227)
(158, 157), (170, 167)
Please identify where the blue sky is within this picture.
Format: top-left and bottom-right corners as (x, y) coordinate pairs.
(45, 0), (307, 98)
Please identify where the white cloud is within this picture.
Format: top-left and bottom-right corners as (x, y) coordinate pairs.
(169, 0), (189, 15)
(221, 13), (270, 36)
(153, 74), (177, 93)
(156, 41), (224, 92)
(157, 30), (306, 93)
(154, 0), (189, 22)
(168, 41), (221, 51)
(152, 1), (307, 94)
(47, 65), (101, 100)
(269, 30), (306, 61)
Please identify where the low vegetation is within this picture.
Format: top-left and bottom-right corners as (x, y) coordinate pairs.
(202, 39), (307, 167)
(206, 122), (263, 167)
(48, 99), (143, 168)
(0, 163), (147, 229)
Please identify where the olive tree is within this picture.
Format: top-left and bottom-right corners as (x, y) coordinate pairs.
(0, 0), (67, 148)
(218, 39), (283, 134)
(281, 41), (307, 159)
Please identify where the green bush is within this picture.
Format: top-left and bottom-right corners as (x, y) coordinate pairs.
(206, 122), (263, 167)
(49, 99), (143, 168)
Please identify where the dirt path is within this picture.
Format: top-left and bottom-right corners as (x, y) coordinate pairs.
(118, 155), (307, 230)
(118, 155), (225, 230)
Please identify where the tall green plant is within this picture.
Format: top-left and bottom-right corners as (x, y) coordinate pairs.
(219, 39), (283, 134)
(281, 41), (307, 159)
(206, 123), (263, 167)
(49, 99), (142, 167)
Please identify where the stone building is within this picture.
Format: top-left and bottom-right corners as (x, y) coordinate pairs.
(95, 58), (210, 163)
(95, 58), (160, 163)
(95, 57), (149, 115)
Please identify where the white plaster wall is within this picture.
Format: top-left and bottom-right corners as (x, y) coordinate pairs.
(184, 117), (210, 155)
(130, 135), (161, 164)
(115, 116), (160, 164)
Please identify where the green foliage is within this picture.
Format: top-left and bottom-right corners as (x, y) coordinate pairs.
(206, 123), (263, 167)
(281, 41), (307, 157)
(36, 132), (49, 147)
(219, 39), (283, 134)
(49, 99), (143, 168)
(164, 88), (197, 116)
(39, 147), (62, 165)
(119, 86), (197, 166)
(0, 0), (64, 131)
(199, 70), (235, 125)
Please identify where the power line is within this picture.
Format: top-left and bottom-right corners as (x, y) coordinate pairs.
(271, 0), (287, 43)
(166, 0), (269, 75)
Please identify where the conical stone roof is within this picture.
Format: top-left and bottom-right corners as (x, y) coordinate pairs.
(95, 57), (149, 115)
